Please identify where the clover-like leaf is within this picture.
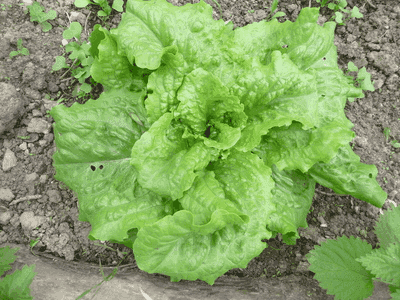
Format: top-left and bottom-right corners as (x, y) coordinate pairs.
(63, 22), (83, 40)
(74, 0), (92, 8)
(52, 56), (69, 71)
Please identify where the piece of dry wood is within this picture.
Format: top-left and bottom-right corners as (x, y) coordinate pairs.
(9, 195), (42, 205)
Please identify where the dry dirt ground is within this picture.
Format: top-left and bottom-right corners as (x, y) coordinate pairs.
(0, 0), (399, 299)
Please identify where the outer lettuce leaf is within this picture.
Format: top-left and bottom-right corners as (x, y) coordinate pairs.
(132, 150), (275, 285)
(229, 5), (334, 71)
(90, 25), (135, 90)
(267, 165), (316, 245)
(254, 121), (355, 173)
(308, 144), (387, 207)
(50, 89), (169, 243)
(112, 0), (233, 70)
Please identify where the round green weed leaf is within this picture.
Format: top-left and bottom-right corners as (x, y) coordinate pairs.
(63, 22), (82, 40)
(74, 0), (91, 8)
(45, 10), (57, 20)
(52, 56), (68, 71)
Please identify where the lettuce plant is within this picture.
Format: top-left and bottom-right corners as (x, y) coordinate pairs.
(306, 203), (400, 300)
(49, 0), (387, 285)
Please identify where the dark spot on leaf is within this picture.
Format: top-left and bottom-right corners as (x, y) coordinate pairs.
(90, 165), (103, 171)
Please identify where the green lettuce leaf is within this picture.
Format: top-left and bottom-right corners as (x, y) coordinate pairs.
(308, 144), (387, 207)
(267, 165), (316, 245)
(132, 150), (275, 284)
(50, 88), (168, 243)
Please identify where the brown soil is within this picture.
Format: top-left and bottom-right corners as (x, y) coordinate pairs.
(0, 0), (399, 299)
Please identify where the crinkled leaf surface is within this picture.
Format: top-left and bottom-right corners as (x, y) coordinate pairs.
(308, 144), (387, 207)
(50, 88), (167, 244)
(266, 165), (316, 245)
(132, 150), (275, 284)
(50, 0), (387, 285)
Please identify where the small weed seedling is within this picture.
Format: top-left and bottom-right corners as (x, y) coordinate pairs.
(73, 0), (124, 17)
(383, 127), (400, 148)
(343, 61), (375, 101)
(9, 38), (29, 59)
(25, 1), (57, 32)
(53, 22), (95, 95)
(265, 0), (286, 21)
(316, 0), (363, 25)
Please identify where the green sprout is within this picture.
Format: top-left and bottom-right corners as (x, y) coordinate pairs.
(383, 127), (400, 148)
(384, 127), (391, 142)
(74, 242), (129, 299)
(1, 4), (12, 11)
(211, 0), (223, 18)
(9, 38), (29, 59)
(29, 238), (41, 256)
(265, 0), (286, 21)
